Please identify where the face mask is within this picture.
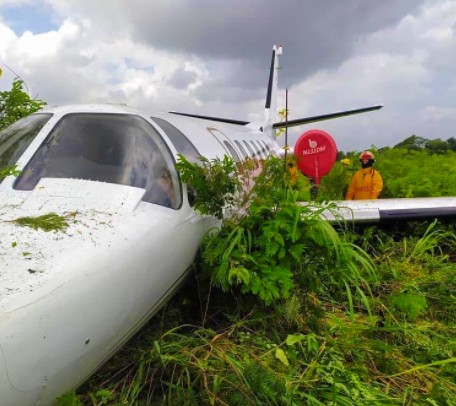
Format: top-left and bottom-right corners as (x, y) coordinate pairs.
(361, 160), (374, 169)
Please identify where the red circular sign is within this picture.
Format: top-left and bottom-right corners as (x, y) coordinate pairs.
(294, 129), (337, 184)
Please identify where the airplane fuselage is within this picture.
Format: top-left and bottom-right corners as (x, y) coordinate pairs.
(0, 104), (276, 405)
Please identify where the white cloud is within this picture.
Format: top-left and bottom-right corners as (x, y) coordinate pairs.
(0, 22), (16, 54)
(0, 11), (211, 111)
(1, 0), (456, 152)
(280, 0), (456, 151)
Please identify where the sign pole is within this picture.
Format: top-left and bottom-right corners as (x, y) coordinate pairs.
(283, 88), (289, 176)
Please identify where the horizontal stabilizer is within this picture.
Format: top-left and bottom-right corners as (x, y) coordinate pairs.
(272, 105), (383, 129)
(169, 111), (249, 126)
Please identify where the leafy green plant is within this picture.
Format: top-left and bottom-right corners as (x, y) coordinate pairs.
(176, 154), (242, 219)
(178, 155), (377, 308)
(0, 165), (21, 180)
(89, 389), (115, 405)
(0, 77), (47, 130)
(319, 161), (353, 200)
(56, 391), (83, 406)
(389, 292), (429, 320)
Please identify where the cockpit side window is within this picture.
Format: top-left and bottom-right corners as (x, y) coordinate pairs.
(0, 113), (52, 180)
(151, 117), (200, 163)
(14, 113), (182, 209)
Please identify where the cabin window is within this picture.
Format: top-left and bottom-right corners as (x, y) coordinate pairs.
(151, 117), (200, 163)
(223, 141), (240, 162)
(14, 113), (182, 209)
(260, 141), (269, 157)
(250, 141), (260, 157)
(0, 113), (52, 178)
(254, 141), (264, 158)
(243, 140), (254, 157)
(234, 140), (248, 159)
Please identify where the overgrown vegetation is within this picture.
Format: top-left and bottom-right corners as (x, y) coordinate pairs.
(0, 77), (46, 130)
(0, 165), (20, 180)
(66, 156), (455, 405)
(321, 147), (456, 200)
(0, 73), (45, 182)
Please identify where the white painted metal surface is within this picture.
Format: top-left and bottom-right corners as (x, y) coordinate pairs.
(314, 197), (456, 223)
(0, 104), (222, 405)
(0, 180), (218, 404)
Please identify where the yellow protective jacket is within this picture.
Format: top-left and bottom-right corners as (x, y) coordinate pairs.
(346, 167), (383, 200)
(288, 165), (298, 185)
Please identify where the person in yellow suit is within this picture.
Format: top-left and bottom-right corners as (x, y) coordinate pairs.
(287, 161), (299, 186)
(345, 151), (383, 200)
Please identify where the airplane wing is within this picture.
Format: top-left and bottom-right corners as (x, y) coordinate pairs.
(272, 105), (383, 129)
(169, 105), (383, 129)
(310, 197), (456, 223)
(168, 112), (249, 126)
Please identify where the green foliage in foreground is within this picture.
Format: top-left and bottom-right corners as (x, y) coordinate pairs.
(0, 165), (20, 180)
(176, 154), (241, 219)
(178, 156), (376, 306)
(62, 157), (455, 405)
(69, 222), (456, 405)
(0, 77), (47, 130)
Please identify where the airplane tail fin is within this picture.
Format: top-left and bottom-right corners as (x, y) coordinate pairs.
(169, 44), (382, 135)
(262, 45), (383, 138)
(263, 44), (282, 139)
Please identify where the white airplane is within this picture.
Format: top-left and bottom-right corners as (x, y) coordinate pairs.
(0, 45), (454, 405)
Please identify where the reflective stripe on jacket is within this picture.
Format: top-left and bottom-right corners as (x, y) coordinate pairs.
(345, 167), (383, 200)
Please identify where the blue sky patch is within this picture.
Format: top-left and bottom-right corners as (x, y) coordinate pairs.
(0, 2), (60, 35)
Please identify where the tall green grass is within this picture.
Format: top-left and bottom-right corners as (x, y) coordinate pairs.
(59, 158), (456, 406)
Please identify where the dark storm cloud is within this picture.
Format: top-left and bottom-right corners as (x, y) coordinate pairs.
(193, 81), (263, 104)
(167, 69), (197, 89)
(127, 0), (425, 84)
(195, 58), (270, 98)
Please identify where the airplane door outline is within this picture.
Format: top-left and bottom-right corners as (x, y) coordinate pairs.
(206, 127), (242, 161)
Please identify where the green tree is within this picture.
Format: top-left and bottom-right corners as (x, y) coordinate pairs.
(446, 137), (456, 151)
(0, 77), (47, 130)
(394, 134), (428, 150)
(425, 138), (449, 154)
(336, 150), (346, 160)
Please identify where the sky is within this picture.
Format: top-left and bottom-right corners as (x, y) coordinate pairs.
(1, 0), (456, 152)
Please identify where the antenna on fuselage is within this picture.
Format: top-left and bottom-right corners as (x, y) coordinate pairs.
(263, 44), (282, 140)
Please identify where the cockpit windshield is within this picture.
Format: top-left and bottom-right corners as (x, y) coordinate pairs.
(0, 113), (52, 175)
(14, 113), (182, 209)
